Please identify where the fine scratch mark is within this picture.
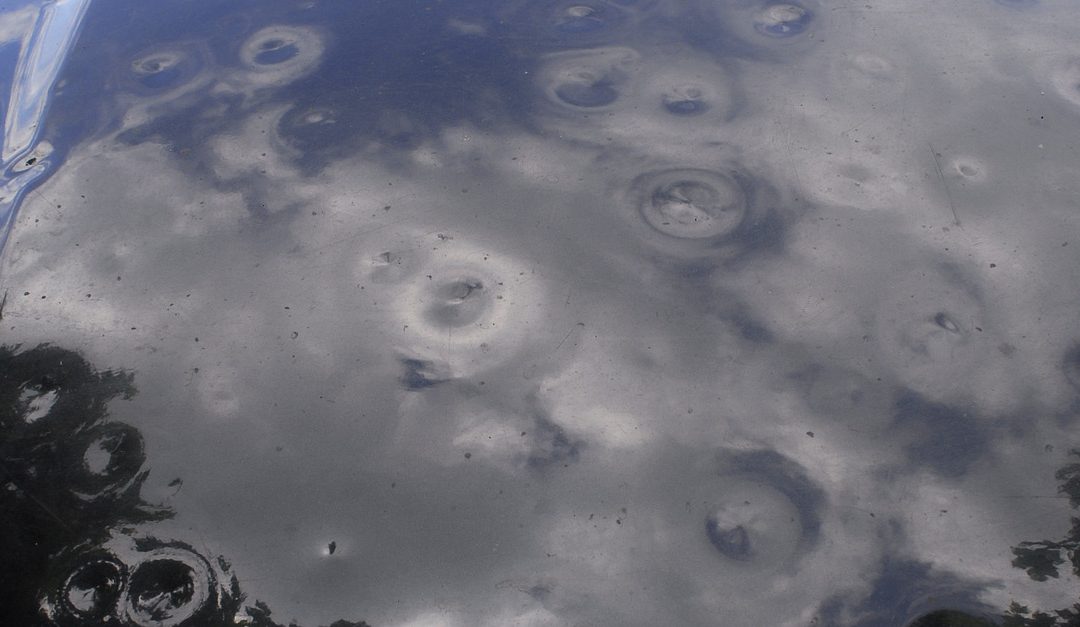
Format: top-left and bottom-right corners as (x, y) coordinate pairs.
(928, 143), (961, 227)
(553, 327), (575, 353)
(0, 289), (7, 320)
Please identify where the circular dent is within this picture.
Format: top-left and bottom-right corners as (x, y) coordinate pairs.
(238, 25), (325, 85)
(66, 422), (145, 500)
(392, 237), (550, 377)
(553, 74), (620, 108)
(0, 345), (92, 425)
(554, 4), (609, 34)
(56, 555), (127, 621)
(631, 167), (750, 241)
(501, 0), (635, 46)
(873, 265), (992, 399)
(753, 3), (813, 38)
(643, 174), (747, 239)
(661, 84), (710, 115)
(702, 477), (804, 571)
(423, 277), (491, 328)
(127, 44), (204, 94)
(123, 547), (215, 627)
(277, 105), (340, 154)
(540, 47), (640, 113)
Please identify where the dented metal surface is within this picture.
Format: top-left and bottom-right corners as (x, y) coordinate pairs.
(2, 0), (1080, 625)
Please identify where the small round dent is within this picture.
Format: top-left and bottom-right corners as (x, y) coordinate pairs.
(641, 173), (747, 239)
(753, 3), (813, 38)
(122, 546), (215, 627)
(237, 25), (326, 86)
(703, 477), (805, 570)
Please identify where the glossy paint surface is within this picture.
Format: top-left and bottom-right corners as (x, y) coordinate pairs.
(2, 1), (1080, 625)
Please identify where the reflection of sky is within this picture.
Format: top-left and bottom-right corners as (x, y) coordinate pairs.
(3, 0), (1080, 625)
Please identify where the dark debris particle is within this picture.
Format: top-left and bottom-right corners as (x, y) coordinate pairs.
(328, 541), (337, 555)
(806, 431), (815, 438)
(464, 452), (472, 459)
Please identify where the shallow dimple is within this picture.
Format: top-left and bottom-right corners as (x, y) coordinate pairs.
(700, 478), (804, 571)
(704, 521), (752, 560)
(754, 3), (813, 38)
(662, 85), (708, 115)
(60, 557), (126, 620)
(254, 42), (299, 65)
(123, 549), (212, 626)
(426, 278), (490, 328)
(639, 170), (747, 240)
(555, 4), (606, 33)
(933, 312), (962, 334)
(554, 78), (619, 108)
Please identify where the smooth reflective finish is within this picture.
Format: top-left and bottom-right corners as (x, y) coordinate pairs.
(2, 1), (1080, 626)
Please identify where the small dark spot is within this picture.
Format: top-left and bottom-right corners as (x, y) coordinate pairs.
(25, 157), (36, 166)
(167, 478), (182, 487)
(989, 263), (996, 268)
(328, 541), (336, 555)
(464, 452), (472, 459)
(806, 431), (814, 438)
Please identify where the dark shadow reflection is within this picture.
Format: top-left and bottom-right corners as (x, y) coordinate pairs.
(0, 344), (370, 626)
(1004, 449), (1080, 626)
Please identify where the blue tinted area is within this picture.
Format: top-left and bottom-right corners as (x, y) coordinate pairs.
(894, 391), (988, 478)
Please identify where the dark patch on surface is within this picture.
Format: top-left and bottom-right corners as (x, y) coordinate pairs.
(704, 521), (753, 560)
(1062, 343), (1080, 393)
(0, 344), (369, 626)
(526, 415), (584, 469)
(816, 558), (997, 627)
(893, 390), (987, 478)
(400, 358), (447, 390)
